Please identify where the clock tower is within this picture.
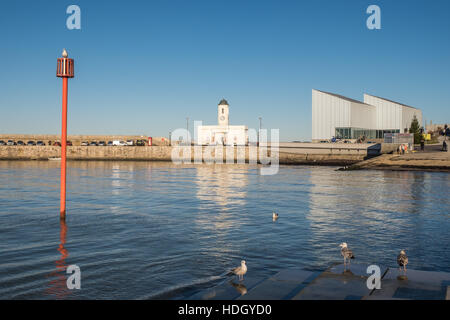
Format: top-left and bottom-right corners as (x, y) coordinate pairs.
(218, 99), (229, 126)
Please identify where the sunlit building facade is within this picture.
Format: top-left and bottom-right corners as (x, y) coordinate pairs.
(312, 89), (422, 141)
(197, 99), (248, 146)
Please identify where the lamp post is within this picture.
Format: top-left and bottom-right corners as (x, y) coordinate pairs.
(258, 117), (262, 146)
(186, 117), (189, 145)
(56, 49), (74, 220)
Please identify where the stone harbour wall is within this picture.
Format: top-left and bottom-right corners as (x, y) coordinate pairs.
(0, 145), (366, 165)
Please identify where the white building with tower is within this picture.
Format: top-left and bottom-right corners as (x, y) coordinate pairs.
(312, 89), (423, 141)
(197, 99), (248, 145)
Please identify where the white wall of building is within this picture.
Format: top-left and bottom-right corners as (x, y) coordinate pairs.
(364, 94), (422, 132)
(312, 91), (422, 141)
(350, 101), (376, 130)
(312, 89), (351, 140)
(364, 94), (403, 130)
(217, 103), (229, 126)
(197, 99), (248, 145)
(197, 125), (248, 145)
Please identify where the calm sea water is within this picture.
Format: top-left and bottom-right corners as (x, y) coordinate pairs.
(0, 161), (449, 299)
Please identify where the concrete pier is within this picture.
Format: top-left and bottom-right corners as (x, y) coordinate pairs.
(0, 143), (377, 165)
(187, 263), (450, 300)
(343, 152), (450, 172)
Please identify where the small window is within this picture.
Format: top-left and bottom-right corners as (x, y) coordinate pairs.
(222, 108), (224, 114)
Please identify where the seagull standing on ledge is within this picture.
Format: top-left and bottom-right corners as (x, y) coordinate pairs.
(339, 242), (355, 266)
(397, 250), (408, 273)
(231, 260), (247, 281)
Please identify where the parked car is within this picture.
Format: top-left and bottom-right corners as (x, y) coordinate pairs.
(53, 141), (61, 146)
(81, 141), (89, 146)
(98, 141), (106, 146)
(7, 140), (16, 146)
(36, 141), (45, 146)
(112, 140), (127, 146)
(67, 141), (73, 146)
(107, 141), (113, 146)
(0, 140), (6, 146)
(17, 140), (25, 146)
(126, 140), (134, 146)
(89, 141), (98, 146)
(27, 141), (36, 146)
(136, 140), (146, 146)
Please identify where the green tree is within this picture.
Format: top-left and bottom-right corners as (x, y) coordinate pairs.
(409, 115), (422, 144)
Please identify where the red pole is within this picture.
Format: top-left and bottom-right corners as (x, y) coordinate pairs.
(60, 77), (68, 219)
(56, 49), (74, 221)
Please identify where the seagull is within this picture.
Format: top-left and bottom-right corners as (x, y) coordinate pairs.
(272, 212), (279, 221)
(231, 260), (247, 281)
(339, 242), (355, 266)
(397, 250), (408, 273)
(62, 48), (68, 58)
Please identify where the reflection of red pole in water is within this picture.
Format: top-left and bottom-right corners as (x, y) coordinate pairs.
(56, 49), (74, 220)
(45, 220), (71, 299)
(58, 220), (68, 262)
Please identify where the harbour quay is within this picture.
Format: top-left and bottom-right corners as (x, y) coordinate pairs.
(0, 134), (169, 147)
(188, 263), (450, 300)
(0, 140), (382, 165)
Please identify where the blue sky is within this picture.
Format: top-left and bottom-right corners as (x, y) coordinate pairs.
(0, 0), (449, 141)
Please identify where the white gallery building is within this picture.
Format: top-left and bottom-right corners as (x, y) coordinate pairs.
(311, 89), (423, 141)
(197, 99), (248, 145)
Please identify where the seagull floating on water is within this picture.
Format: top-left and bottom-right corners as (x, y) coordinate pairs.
(397, 250), (408, 273)
(272, 212), (279, 221)
(339, 242), (355, 266)
(230, 260), (247, 281)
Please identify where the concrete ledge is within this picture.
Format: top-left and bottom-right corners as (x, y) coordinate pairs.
(0, 146), (367, 165)
(187, 276), (267, 300)
(342, 152), (450, 172)
(238, 269), (318, 300)
(292, 263), (378, 300)
(366, 268), (450, 300)
(186, 265), (450, 300)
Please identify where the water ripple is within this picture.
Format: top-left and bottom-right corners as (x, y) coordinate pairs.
(0, 161), (449, 299)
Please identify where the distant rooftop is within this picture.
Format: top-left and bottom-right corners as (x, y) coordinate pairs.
(364, 93), (419, 110)
(313, 89), (372, 106)
(218, 99), (229, 106)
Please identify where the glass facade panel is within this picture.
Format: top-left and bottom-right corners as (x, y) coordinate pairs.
(335, 127), (400, 140)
